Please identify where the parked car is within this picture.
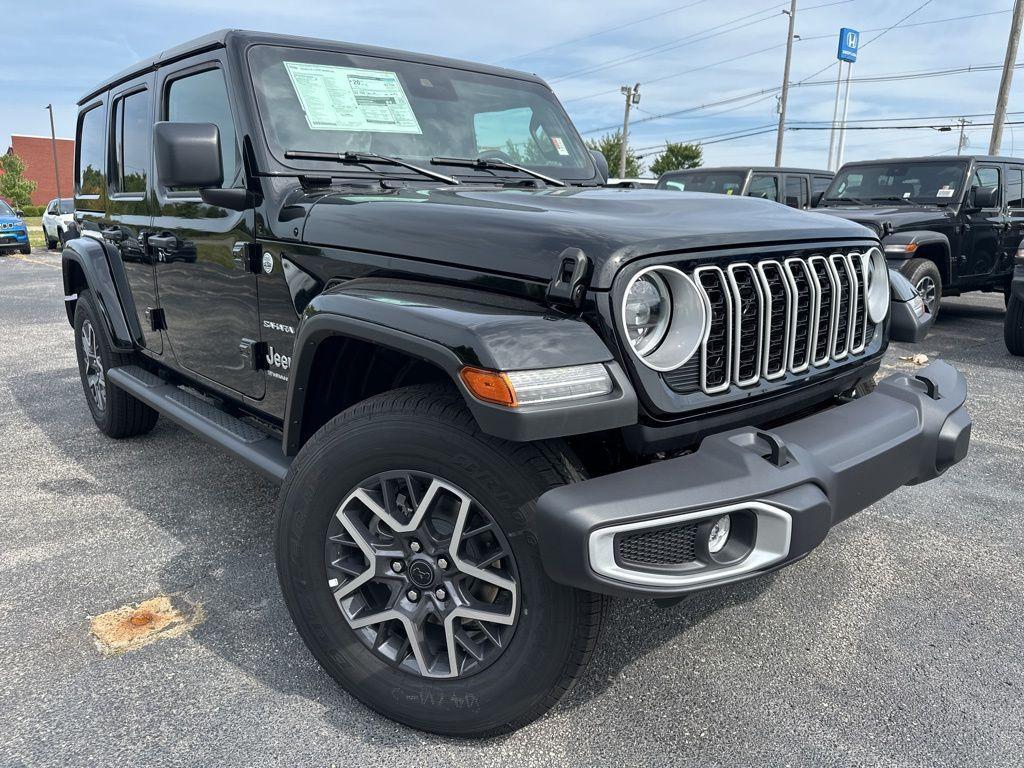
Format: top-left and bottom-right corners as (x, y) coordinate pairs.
(606, 177), (657, 188)
(816, 155), (1024, 317)
(656, 166), (833, 209)
(0, 199), (31, 255)
(63, 30), (970, 737)
(42, 198), (75, 249)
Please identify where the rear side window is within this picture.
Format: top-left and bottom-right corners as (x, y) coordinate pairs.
(747, 174), (778, 201)
(77, 104), (106, 197)
(111, 90), (151, 194)
(1005, 168), (1023, 209)
(166, 68), (240, 188)
(784, 176), (809, 209)
(812, 176), (832, 197)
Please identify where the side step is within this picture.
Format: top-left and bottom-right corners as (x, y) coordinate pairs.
(107, 365), (292, 483)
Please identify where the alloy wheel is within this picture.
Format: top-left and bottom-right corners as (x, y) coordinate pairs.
(81, 320), (106, 412)
(325, 471), (519, 679)
(916, 275), (938, 314)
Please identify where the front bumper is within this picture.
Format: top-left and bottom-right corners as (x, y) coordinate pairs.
(535, 360), (971, 598)
(0, 229), (28, 248)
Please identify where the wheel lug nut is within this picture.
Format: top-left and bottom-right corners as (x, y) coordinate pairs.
(407, 589), (419, 602)
(437, 557), (449, 570)
(409, 540), (422, 553)
(434, 588), (447, 601)
(391, 560), (403, 573)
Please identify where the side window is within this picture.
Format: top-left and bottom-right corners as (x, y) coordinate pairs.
(784, 176), (809, 208)
(812, 176), (832, 198)
(76, 103), (106, 198)
(111, 90), (151, 194)
(1008, 168), (1024, 209)
(971, 166), (1001, 206)
(166, 67), (240, 189)
(747, 174), (779, 201)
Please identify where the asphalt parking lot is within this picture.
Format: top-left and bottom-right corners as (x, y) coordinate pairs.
(1, 247), (1022, 767)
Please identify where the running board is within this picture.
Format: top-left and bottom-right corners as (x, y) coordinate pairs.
(107, 365), (291, 483)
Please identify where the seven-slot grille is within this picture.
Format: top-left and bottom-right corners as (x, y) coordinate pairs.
(680, 251), (871, 395)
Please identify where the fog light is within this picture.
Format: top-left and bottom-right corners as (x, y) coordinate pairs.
(707, 514), (731, 554)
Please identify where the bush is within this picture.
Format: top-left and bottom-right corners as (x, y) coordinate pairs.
(20, 205), (44, 217)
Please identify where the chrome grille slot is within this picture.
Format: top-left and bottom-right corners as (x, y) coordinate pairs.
(848, 252), (868, 353)
(726, 264), (764, 387)
(783, 258), (817, 373)
(756, 261), (791, 380)
(693, 267), (732, 393)
(829, 253), (854, 360)
(808, 256), (837, 366)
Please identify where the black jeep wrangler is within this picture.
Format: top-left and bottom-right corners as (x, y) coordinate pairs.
(63, 30), (971, 737)
(817, 155), (1024, 317)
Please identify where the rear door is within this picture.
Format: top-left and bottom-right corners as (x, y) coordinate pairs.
(961, 164), (1003, 279)
(783, 175), (809, 209)
(746, 173), (780, 202)
(105, 74), (161, 354)
(150, 55), (263, 399)
(1003, 165), (1024, 270)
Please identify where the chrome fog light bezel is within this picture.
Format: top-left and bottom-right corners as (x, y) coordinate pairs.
(619, 265), (708, 373)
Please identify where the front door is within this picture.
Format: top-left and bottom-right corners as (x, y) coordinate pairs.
(746, 173), (780, 203)
(149, 57), (263, 399)
(961, 164), (1003, 279)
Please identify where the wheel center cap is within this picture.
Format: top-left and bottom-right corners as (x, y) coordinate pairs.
(408, 559), (436, 589)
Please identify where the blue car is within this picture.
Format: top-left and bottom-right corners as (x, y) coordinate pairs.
(0, 199), (31, 254)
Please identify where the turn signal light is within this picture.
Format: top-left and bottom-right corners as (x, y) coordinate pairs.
(460, 363), (614, 408)
(460, 367), (517, 407)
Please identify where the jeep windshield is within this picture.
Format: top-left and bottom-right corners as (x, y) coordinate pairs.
(823, 161), (969, 206)
(248, 45), (595, 183)
(656, 170), (746, 195)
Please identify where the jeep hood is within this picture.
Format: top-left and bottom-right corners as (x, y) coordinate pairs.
(816, 205), (955, 236)
(299, 187), (874, 289)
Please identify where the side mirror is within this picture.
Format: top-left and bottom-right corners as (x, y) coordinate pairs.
(15, 210), (23, 218)
(811, 191), (825, 207)
(589, 149), (609, 184)
(968, 184), (998, 209)
(154, 121), (223, 190)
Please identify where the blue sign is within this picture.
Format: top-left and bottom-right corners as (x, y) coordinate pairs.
(837, 27), (859, 62)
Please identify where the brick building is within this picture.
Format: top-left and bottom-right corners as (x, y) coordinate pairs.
(3, 135), (76, 207)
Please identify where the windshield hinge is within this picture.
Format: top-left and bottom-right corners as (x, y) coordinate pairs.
(546, 248), (590, 309)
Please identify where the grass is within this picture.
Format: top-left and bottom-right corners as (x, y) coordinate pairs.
(23, 216), (46, 249)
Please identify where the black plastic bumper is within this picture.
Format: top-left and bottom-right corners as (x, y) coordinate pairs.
(535, 360), (971, 598)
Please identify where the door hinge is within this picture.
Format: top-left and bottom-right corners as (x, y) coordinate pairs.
(145, 307), (167, 331)
(546, 247), (590, 309)
(232, 242), (262, 274)
(239, 338), (269, 370)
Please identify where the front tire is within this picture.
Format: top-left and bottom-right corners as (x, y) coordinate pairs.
(276, 384), (604, 737)
(73, 289), (158, 438)
(1006, 294), (1024, 356)
(901, 258), (942, 319)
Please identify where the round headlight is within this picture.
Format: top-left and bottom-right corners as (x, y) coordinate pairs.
(863, 247), (890, 323)
(621, 266), (707, 372)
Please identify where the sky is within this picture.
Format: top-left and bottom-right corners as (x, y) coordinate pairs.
(2, 0), (1021, 174)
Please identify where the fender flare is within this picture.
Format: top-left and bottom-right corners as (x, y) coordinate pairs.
(882, 230), (951, 266)
(61, 236), (140, 353)
(282, 279), (637, 453)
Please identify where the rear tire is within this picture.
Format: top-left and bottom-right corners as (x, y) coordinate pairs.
(46, 236), (57, 250)
(19, 244), (31, 255)
(73, 289), (158, 438)
(901, 258), (942, 320)
(1006, 294), (1024, 356)
(276, 384), (604, 737)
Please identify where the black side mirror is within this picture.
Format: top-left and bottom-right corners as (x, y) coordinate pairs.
(15, 209), (23, 217)
(589, 149), (609, 184)
(154, 121), (223, 190)
(812, 191), (825, 207)
(968, 184), (998, 209)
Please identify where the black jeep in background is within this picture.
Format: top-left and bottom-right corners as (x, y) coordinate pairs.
(657, 166), (833, 210)
(62, 30), (970, 737)
(817, 156), (1024, 317)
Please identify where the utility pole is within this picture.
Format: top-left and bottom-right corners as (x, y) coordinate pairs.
(956, 117), (972, 155)
(990, 0), (1024, 155)
(774, 0), (798, 167)
(619, 83), (640, 178)
(45, 104), (62, 203)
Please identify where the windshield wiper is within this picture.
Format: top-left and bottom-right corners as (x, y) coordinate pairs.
(283, 150), (459, 185)
(430, 156), (566, 187)
(871, 196), (914, 205)
(825, 195), (871, 205)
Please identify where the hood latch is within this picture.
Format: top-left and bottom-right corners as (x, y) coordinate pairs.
(546, 248), (590, 309)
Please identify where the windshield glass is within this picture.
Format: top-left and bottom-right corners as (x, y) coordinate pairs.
(0, 200), (15, 216)
(58, 199), (74, 214)
(825, 161), (969, 204)
(248, 45), (595, 181)
(656, 171), (746, 195)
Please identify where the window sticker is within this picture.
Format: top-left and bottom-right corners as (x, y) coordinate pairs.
(936, 186), (955, 198)
(283, 61), (422, 134)
(551, 136), (569, 156)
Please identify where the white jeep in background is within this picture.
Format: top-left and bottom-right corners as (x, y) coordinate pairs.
(42, 198), (74, 249)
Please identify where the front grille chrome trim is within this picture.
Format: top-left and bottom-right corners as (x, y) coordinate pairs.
(828, 252), (856, 360)
(756, 260), (792, 381)
(782, 257), (819, 374)
(808, 255), (839, 367)
(726, 263), (765, 388)
(848, 251), (869, 354)
(693, 266), (733, 394)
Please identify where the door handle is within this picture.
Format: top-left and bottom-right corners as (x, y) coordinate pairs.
(148, 234), (178, 250)
(100, 227), (124, 242)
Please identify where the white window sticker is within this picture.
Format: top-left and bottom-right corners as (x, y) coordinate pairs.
(936, 186), (955, 198)
(283, 62), (422, 134)
(551, 136), (569, 156)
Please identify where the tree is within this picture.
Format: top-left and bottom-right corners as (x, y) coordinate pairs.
(586, 131), (642, 178)
(0, 152), (37, 209)
(649, 142), (703, 176)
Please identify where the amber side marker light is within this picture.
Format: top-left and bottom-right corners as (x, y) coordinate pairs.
(460, 367), (518, 407)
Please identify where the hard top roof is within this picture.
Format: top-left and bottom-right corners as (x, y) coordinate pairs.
(659, 166), (832, 177)
(838, 155), (1024, 166)
(78, 29), (546, 106)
